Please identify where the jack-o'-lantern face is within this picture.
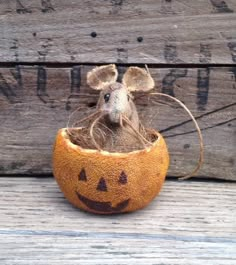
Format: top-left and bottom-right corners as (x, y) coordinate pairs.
(76, 169), (130, 213)
(53, 128), (169, 214)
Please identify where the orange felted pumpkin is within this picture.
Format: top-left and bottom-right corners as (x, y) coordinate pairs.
(53, 128), (169, 214)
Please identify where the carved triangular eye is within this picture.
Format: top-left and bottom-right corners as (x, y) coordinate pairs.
(119, 171), (128, 184)
(78, 169), (87, 181)
(97, 177), (108, 192)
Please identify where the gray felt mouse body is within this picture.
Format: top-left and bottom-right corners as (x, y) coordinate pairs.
(87, 64), (155, 152)
(96, 82), (140, 151)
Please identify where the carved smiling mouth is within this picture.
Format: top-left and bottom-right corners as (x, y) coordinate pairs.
(76, 192), (130, 213)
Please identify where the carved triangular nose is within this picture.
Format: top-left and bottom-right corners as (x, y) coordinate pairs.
(96, 177), (107, 192)
(78, 168), (87, 181)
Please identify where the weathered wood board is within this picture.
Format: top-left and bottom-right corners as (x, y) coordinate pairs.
(0, 177), (235, 265)
(0, 65), (235, 179)
(0, 0), (236, 63)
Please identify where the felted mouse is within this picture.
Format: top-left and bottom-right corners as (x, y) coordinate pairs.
(67, 64), (203, 179)
(85, 64), (155, 152)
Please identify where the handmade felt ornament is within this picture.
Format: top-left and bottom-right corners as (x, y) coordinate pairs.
(53, 64), (203, 214)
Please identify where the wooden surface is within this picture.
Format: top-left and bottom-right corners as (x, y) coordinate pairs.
(0, 177), (235, 265)
(0, 0), (236, 63)
(0, 1), (235, 179)
(0, 65), (235, 179)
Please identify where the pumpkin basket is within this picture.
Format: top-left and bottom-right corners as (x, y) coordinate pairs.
(53, 128), (169, 214)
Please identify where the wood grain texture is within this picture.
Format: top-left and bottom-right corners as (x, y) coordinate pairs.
(0, 0), (236, 63)
(0, 65), (235, 179)
(0, 177), (235, 265)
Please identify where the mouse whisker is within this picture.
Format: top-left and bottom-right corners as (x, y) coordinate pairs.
(89, 111), (108, 151)
(72, 110), (102, 127)
(95, 122), (116, 150)
(66, 106), (98, 131)
(150, 98), (181, 109)
(66, 107), (103, 142)
(97, 122), (116, 138)
(94, 127), (106, 143)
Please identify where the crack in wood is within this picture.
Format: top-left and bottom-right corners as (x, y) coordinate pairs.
(0, 62), (234, 68)
(164, 117), (236, 138)
(159, 102), (236, 133)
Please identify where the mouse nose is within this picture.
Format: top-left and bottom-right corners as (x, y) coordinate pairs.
(108, 88), (129, 123)
(115, 103), (126, 113)
(109, 110), (121, 123)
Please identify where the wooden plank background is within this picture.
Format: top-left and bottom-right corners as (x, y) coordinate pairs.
(0, 0), (235, 180)
(0, 0), (236, 63)
(0, 66), (235, 179)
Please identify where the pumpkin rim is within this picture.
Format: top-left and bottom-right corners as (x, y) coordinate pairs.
(60, 127), (162, 157)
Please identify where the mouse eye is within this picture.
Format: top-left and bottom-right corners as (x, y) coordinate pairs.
(104, 93), (110, 103)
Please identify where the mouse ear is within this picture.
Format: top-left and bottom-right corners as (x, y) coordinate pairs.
(122, 67), (155, 92)
(87, 64), (118, 90)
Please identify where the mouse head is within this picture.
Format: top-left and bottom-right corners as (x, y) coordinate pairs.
(87, 64), (155, 124)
